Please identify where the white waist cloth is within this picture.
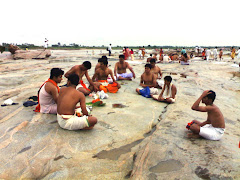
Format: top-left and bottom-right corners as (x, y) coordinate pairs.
(57, 114), (89, 130)
(116, 72), (133, 80)
(199, 124), (225, 141)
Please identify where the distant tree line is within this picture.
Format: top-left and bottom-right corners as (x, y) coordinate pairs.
(0, 42), (236, 52)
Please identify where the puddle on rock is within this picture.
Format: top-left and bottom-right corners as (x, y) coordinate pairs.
(149, 159), (183, 173)
(112, 104), (127, 108)
(93, 139), (143, 160)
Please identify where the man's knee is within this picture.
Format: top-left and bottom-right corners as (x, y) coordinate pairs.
(77, 87), (90, 95)
(136, 88), (140, 94)
(190, 124), (200, 134)
(88, 116), (97, 126)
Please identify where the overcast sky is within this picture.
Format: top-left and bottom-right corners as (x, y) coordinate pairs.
(1, 0), (240, 47)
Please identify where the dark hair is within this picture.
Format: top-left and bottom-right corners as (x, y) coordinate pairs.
(206, 90), (216, 103)
(98, 58), (102, 63)
(131, 49), (133, 51)
(119, 54), (125, 59)
(183, 53), (188, 58)
(50, 68), (64, 79)
(68, 74), (79, 86)
(83, 61), (91, 69)
(102, 58), (108, 66)
(164, 76), (172, 82)
(150, 54), (152, 57)
(102, 56), (107, 60)
(145, 64), (152, 69)
(150, 58), (156, 63)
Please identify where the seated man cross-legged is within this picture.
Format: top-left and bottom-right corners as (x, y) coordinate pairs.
(136, 64), (158, 96)
(92, 58), (121, 93)
(152, 76), (177, 103)
(189, 90), (225, 140)
(114, 54), (136, 81)
(57, 74), (97, 130)
(65, 61), (98, 95)
(35, 68), (64, 114)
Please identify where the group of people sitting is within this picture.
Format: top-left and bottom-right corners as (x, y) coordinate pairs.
(34, 54), (225, 141)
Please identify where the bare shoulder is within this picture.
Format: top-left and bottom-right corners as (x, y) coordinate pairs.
(108, 68), (113, 74)
(45, 82), (57, 91)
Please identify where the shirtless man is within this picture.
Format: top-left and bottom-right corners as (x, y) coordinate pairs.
(219, 49), (223, 61)
(152, 76), (177, 103)
(179, 53), (190, 65)
(150, 58), (163, 88)
(92, 58), (121, 93)
(65, 61), (98, 95)
(114, 55), (135, 80)
(150, 58), (162, 79)
(35, 68), (64, 114)
(57, 74), (97, 130)
(136, 64), (158, 95)
(189, 90), (225, 140)
(95, 56), (108, 72)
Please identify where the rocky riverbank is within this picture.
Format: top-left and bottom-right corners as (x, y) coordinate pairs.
(0, 50), (239, 179)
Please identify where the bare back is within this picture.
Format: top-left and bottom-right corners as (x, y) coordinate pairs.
(207, 105), (225, 128)
(57, 87), (86, 115)
(65, 65), (86, 80)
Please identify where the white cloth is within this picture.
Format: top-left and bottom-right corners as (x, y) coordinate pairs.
(152, 95), (175, 103)
(213, 49), (218, 55)
(199, 124), (225, 140)
(163, 84), (172, 98)
(57, 114), (89, 130)
(206, 49), (211, 56)
(163, 55), (171, 62)
(116, 72), (133, 80)
(108, 45), (112, 51)
(39, 84), (57, 114)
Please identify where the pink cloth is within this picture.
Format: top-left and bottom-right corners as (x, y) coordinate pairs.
(39, 84), (57, 114)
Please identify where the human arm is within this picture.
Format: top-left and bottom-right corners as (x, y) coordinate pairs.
(170, 84), (176, 99)
(127, 63), (135, 78)
(191, 90), (213, 112)
(91, 70), (98, 82)
(79, 92), (88, 116)
(139, 75), (146, 87)
(114, 63), (118, 77)
(109, 69), (121, 88)
(158, 67), (162, 79)
(47, 83), (59, 103)
(85, 71), (98, 91)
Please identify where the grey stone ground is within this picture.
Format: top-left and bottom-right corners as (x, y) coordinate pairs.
(0, 50), (239, 179)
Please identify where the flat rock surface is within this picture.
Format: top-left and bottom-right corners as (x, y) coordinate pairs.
(0, 50), (239, 179)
